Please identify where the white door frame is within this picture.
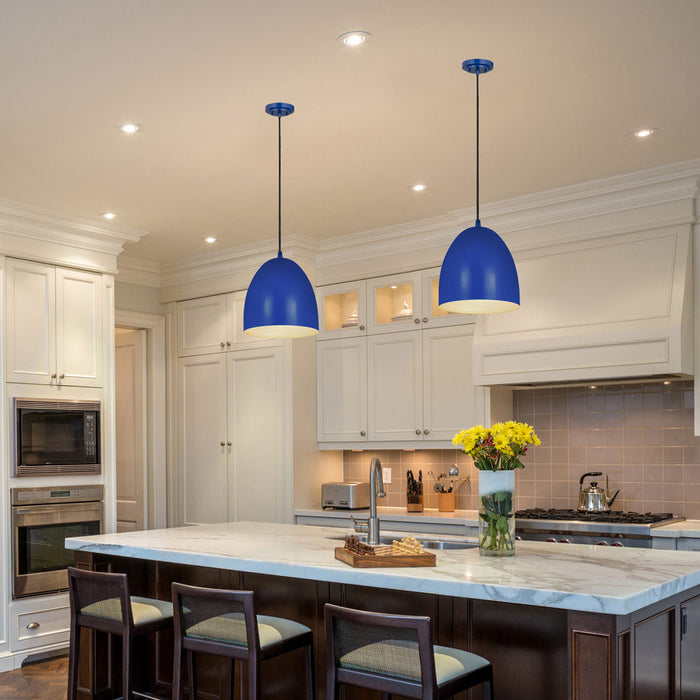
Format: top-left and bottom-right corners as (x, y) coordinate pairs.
(115, 310), (167, 529)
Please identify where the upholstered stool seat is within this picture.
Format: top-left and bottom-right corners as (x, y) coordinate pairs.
(172, 582), (315, 700)
(325, 603), (494, 700)
(67, 567), (174, 700)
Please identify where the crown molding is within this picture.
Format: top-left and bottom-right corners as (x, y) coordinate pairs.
(0, 196), (147, 256)
(116, 256), (162, 287)
(118, 159), (700, 290)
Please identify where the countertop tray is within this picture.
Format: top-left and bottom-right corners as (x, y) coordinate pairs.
(334, 547), (436, 568)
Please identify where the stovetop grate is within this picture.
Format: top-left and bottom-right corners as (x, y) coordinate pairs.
(515, 508), (674, 525)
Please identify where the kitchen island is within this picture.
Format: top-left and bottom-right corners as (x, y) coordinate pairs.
(67, 521), (700, 699)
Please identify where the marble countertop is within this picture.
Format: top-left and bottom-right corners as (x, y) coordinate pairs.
(66, 521), (700, 615)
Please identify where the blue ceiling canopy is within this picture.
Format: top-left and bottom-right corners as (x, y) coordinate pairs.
(244, 102), (319, 338)
(439, 59), (520, 315)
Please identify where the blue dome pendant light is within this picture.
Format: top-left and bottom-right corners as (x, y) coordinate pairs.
(439, 59), (520, 314)
(243, 103), (319, 338)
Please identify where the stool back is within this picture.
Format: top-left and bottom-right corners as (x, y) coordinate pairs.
(324, 604), (437, 696)
(172, 582), (259, 656)
(68, 567), (133, 633)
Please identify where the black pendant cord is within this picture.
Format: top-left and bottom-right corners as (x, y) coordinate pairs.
(475, 72), (480, 224)
(277, 116), (282, 256)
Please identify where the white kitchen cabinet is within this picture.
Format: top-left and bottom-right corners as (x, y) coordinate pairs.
(6, 259), (103, 387)
(368, 332), (423, 440)
(9, 594), (70, 652)
(317, 324), (479, 447)
(316, 337), (367, 442)
(177, 348), (286, 526)
(317, 280), (368, 339)
(176, 291), (282, 357)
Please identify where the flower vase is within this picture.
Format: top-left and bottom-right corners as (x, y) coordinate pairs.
(478, 470), (516, 557)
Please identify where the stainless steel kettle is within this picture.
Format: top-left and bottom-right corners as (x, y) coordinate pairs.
(577, 471), (620, 512)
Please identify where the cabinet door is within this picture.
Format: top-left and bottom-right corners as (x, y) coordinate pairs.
(317, 338), (368, 442)
(368, 333), (422, 441)
(177, 355), (229, 524)
(317, 280), (367, 338)
(367, 271), (422, 335)
(6, 259), (56, 384)
(177, 295), (228, 356)
(227, 348), (286, 523)
(681, 594), (700, 699)
(56, 267), (103, 387)
(422, 326), (477, 441)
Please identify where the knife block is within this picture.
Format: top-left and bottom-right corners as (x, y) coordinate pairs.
(406, 494), (423, 512)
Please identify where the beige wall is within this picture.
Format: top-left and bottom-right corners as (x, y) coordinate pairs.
(115, 280), (163, 315)
(343, 379), (700, 518)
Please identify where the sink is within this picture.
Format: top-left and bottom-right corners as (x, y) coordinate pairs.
(326, 533), (476, 549)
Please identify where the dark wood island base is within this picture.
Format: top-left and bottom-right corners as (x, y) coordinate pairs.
(72, 550), (700, 700)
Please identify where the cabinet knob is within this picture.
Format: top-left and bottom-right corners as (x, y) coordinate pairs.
(422, 317), (429, 323)
(414, 318), (420, 324)
(59, 373), (65, 379)
(220, 342), (225, 348)
(26, 622), (40, 630)
(415, 429), (421, 435)
(360, 431), (366, 436)
(227, 441), (232, 446)
(423, 429), (429, 435)
(359, 325), (365, 331)
(220, 441), (226, 447)
(51, 373), (57, 379)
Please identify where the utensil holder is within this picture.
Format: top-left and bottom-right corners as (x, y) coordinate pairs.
(438, 492), (455, 512)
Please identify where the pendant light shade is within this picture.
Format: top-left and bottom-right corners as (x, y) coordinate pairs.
(439, 59), (520, 314)
(244, 102), (319, 338)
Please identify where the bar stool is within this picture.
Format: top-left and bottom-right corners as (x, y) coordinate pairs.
(67, 566), (174, 700)
(171, 582), (315, 700)
(324, 603), (494, 700)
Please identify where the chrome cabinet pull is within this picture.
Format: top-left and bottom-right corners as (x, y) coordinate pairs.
(59, 373), (65, 379)
(359, 325), (365, 331)
(423, 429), (429, 435)
(423, 317), (428, 323)
(360, 431), (366, 436)
(51, 373), (57, 379)
(226, 341), (231, 347)
(220, 441), (225, 447)
(220, 342), (225, 348)
(26, 622), (40, 630)
(414, 318), (420, 324)
(226, 441), (232, 446)
(415, 429), (421, 435)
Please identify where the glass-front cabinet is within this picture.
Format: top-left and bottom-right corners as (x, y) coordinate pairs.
(317, 268), (473, 338)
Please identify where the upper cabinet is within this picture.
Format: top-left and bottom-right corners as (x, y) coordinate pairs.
(177, 291), (281, 356)
(6, 259), (103, 387)
(317, 268), (472, 339)
(473, 227), (694, 385)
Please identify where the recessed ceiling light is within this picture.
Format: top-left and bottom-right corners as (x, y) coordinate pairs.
(410, 183), (428, 192)
(589, 385), (597, 390)
(119, 123), (140, 134)
(204, 236), (217, 244)
(337, 31), (371, 47)
(633, 127), (658, 139)
(101, 212), (117, 220)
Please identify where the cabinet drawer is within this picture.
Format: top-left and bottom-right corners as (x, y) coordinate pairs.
(12, 603), (70, 651)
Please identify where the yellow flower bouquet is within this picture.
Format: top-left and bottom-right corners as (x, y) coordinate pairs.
(454, 422), (540, 556)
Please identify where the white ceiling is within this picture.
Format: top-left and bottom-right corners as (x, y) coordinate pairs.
(1, 1), (698, 265)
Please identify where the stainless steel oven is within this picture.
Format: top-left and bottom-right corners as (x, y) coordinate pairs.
(13, 399), (101, 477)
(12, 485), (103, 598)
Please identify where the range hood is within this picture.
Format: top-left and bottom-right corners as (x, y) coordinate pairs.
(473, 226), (693, 386)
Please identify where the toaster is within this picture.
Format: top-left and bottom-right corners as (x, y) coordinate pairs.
(321, 482), (370, 509)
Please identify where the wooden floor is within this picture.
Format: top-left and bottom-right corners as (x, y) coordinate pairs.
(0, 655), (67, 700)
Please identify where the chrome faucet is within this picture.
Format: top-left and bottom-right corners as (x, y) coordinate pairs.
(352, 457), (386, 545)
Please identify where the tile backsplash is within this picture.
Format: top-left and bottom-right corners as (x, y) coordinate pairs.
(343, 380), (700, 518)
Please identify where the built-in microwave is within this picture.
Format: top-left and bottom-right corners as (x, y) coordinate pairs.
(13, 399), (101, 477)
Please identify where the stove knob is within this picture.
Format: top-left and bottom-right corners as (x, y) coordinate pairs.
(514, 536), (522, 541)
(610, 542), (624, 547)
(596, 541), (610, 546)
(545, 538), (557, 543)
(559, 539), (571, 544)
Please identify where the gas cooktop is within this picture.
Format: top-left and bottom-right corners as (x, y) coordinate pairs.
(515, 508), (677, 525)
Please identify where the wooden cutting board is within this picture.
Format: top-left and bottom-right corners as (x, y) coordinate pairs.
(334, 547), (436, 568)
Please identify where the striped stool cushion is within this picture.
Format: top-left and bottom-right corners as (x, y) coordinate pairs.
(80, 596), (173, 625)
(186, 613), (310, 649)
(339, 640), (490, 684)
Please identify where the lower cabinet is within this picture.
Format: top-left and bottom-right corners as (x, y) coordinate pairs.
(317, 324), (480, 447)
(177, 347), (286, 525)
(10, 594), (70, 652)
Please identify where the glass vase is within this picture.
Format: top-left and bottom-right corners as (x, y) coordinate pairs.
(478, 470), (516, 557)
